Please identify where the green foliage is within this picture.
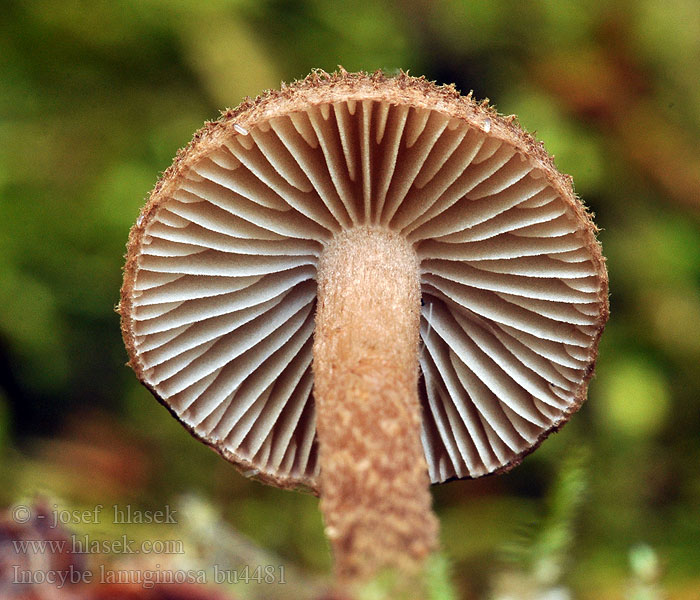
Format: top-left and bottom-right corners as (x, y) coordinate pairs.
(1, 1), (699, 597)
(425, 554), (458, 600)
(353, 554), (457, 600)
(496, 446), (589, 596)
(627, 544), (664, 600)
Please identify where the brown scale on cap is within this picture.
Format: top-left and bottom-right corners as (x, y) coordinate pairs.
(119, 69), (608, 583)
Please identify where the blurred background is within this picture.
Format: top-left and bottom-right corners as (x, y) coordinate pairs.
(1, 1), (699, 598)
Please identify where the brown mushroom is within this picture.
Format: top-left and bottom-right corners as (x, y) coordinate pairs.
(119, 70), (608, 582)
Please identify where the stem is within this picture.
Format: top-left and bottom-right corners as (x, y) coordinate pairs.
(313, 226), (439, 581)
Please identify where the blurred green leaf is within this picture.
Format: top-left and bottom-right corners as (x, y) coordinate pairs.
(594, 356), (671, 437)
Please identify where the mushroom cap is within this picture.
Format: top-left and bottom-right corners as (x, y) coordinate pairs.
(120, 70), (608, 492)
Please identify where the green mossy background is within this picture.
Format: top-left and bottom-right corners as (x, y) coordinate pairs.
(1, 1), (699, 598)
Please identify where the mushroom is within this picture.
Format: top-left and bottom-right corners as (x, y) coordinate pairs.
(119, 70), (608, 581)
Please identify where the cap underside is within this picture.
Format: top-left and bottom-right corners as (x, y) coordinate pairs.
(121, 73), (608, 492)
